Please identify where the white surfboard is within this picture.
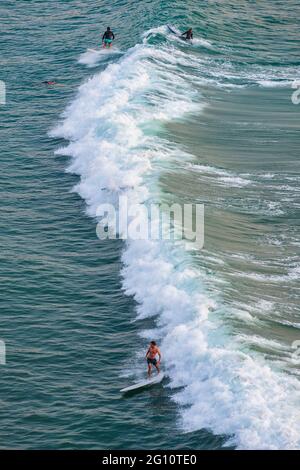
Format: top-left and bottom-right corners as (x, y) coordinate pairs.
(120, 373), (164, 393)
(87, 48), (114, 53)
(87, 48), (101, 53)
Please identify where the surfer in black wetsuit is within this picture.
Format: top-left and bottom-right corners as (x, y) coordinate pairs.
(181, 28), (193, 40)
(102, 27), (115, 48)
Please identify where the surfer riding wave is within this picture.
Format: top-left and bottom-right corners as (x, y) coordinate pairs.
(102, 27), (115, 48)
(146, 341), (161, 377)
(181, 28), (193, 40)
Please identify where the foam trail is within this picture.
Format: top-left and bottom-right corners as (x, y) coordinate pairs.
(79, 48), (122, 68)
(51, 30), (300, 449)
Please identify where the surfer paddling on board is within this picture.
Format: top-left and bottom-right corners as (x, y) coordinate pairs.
(181, 28), (193, 40)
(42, 81), (64, 87)
(102, 27), (115, 48)
(146, 341), (161, 377)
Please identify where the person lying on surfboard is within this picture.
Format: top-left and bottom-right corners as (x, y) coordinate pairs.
(42, 81), (64, 87)
(181, 28), (193, 40)
(102, 27), (115, 48)
(146, 341), (161, 377)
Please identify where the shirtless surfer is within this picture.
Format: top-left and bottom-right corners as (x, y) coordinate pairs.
(145, 341), (161, 377)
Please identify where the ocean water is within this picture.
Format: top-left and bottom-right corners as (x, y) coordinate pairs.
(0, 0), (299, 450)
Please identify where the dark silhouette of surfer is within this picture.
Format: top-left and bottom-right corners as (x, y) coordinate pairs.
(181, 28), (193, 40)
(102, 27), (115, 48)
(42, 81), (64, 86)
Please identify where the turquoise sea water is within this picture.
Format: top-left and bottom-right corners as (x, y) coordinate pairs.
(0, 0), (299, 449)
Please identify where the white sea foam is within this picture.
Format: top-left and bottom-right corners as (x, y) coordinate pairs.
(217, 176), (252, 187)
(189, 164), (253, 187)
(236, 334), (291, 353)
(51, 30), (300, 449)
(255, 299), (274, 312)
(78, 47), (122, 68)
(225, 307), (262, 325)
(188, 163), (231, 176)
(257, 80), (293, 88)
(229, 264), (300, 283)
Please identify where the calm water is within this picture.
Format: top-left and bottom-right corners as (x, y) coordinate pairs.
(0, 0), (299, 449)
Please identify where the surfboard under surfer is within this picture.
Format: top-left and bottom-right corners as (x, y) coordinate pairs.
(146, 341), (161, 377)
(102, 27), (115, 48)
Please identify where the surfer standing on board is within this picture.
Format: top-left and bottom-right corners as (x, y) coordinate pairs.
(146, 341), (161, 377)
(181, 28), (193, 40)
(102, 27), (115, 48)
